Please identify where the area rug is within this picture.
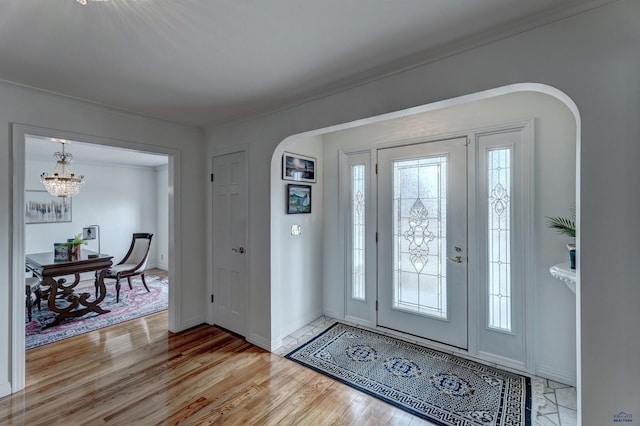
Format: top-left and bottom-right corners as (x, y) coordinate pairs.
(25, 274), (168, 350)
(285, 323), (531, 426)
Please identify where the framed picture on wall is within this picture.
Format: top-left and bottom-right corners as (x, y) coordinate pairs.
(287, 184), (312, 214)
(282, 151), (316, 183)
(25, 190), (72, 224)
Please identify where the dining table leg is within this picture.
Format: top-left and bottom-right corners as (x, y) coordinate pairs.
(41, 268), (111, 328)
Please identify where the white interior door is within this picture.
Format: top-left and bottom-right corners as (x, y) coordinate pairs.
(377, 137), (468, 348)
(212, 151), (247, 336)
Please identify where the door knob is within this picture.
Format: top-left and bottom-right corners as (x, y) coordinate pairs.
(448, 245), (464, 262)
(232, 247), (245, 254)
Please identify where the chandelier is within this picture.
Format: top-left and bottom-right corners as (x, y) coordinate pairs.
(41, 141), (85, 198)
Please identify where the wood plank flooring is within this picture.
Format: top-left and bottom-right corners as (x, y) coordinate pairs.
(1, 310), (432, 425)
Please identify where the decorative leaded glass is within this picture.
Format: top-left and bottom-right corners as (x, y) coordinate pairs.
(351, 164), (365, 300)
(392, 156), (447, 319)
(487, 148), (512, 331)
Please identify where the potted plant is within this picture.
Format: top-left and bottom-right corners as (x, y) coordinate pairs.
(62, 234), (87, 260)
(546, 206), (576, 270)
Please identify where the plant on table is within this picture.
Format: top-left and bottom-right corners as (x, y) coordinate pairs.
(62, 234), (87, 259)
(546, 205), (577, 269)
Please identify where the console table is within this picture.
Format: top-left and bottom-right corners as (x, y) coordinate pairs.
(26, 250), (113, 328)
(549, 262), (576, 294)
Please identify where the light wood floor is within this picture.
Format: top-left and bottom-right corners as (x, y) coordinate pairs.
(1, 310), (431, 425)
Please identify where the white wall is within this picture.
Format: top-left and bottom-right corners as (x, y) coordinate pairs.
(321, 91), (576, 384)
(206, 1), (640, 422)
(25, 158), (161, 272)
(270, 136), (324, 344)
(0, 80), (205, 396)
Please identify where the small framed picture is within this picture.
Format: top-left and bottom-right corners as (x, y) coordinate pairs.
(287, 184), (312, 214)
(54, 243), (69, 261)
(282, 151), (316, 183)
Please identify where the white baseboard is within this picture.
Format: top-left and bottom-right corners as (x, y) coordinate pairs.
(477, 351), (528, 373)
(174, 317), (205, 333)
(247, 332), (272, 351)
(0, 382), (11, 398)
(155, 261), (168, 271)
(536, 363), (577, 387)
(323, 309), (341, 320)
(279, 310), (323, 340)
(344, 315), (374, 328)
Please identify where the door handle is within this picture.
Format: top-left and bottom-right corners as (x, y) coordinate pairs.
(232, 247), (245, 254)
(448, 245), (464, 263)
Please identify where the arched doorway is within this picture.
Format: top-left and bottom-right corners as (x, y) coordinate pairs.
(269, 83), (580, 387)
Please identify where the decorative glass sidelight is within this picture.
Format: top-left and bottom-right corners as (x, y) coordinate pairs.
(392, 156), (447, 319)
(351, 164), (366, 300)
(487, 148), (512, 331)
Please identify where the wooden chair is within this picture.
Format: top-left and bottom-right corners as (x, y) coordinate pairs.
(25, 277), (41, 322)
(100, 233), (153, 303)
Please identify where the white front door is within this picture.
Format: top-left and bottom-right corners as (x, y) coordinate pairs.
(211, 151), (247, 336)
(377, 137), (468, 348)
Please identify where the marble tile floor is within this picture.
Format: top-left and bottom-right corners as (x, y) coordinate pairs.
(274, 316), (577, 426)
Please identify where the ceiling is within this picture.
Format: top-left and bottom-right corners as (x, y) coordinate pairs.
(26, 135), (168, 167)
(0, 0), (610, 128)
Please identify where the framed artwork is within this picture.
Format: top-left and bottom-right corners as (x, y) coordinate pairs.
(282, 151), (316, 183)
(25, 190), (72, 224)
(287, 184), (312, 214)
(54, 243), (69, 261)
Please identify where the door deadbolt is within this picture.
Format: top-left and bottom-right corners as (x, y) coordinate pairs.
(448, 245), (464, 263)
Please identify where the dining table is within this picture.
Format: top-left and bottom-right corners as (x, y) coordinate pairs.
(25, 249), (113, 328)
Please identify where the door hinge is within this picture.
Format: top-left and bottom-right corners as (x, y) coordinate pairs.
(210, 173), (214, 182)
(375, 232), (378, 243)
(375, 163), (378, 174)
(211, 294), (214, 303)
(376, 300), (378, 311)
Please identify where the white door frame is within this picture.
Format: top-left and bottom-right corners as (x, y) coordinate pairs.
(340, 121), (536, 371)
(467, 121), (535, 372)
(10, 123), (181, 394)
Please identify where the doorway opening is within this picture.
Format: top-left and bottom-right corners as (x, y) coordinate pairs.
(11, 124), (180, 393)
(270, 84), (580, 388)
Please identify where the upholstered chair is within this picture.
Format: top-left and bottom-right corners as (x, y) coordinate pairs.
(100, 233), (153, 303)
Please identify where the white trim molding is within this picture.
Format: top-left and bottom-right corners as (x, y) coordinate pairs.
(10, 123), (182, 393)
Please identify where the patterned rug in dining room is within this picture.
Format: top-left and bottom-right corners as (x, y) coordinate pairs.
(25, 274), (168, 350)
(285, 323), (531, 426)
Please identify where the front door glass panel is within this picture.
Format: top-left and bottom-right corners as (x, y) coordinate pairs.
(392, 156), (448, 319)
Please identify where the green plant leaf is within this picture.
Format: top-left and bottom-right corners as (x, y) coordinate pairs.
(545, 216), (576, 238)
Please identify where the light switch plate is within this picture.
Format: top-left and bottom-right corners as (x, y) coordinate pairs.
(291, 225), (302, 235)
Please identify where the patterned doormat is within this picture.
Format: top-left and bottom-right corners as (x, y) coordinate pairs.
(285, 323), (531, 426)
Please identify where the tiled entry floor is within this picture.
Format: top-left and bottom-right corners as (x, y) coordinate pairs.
(274, 316), (577, 426)
(537, 380), (578, 425)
